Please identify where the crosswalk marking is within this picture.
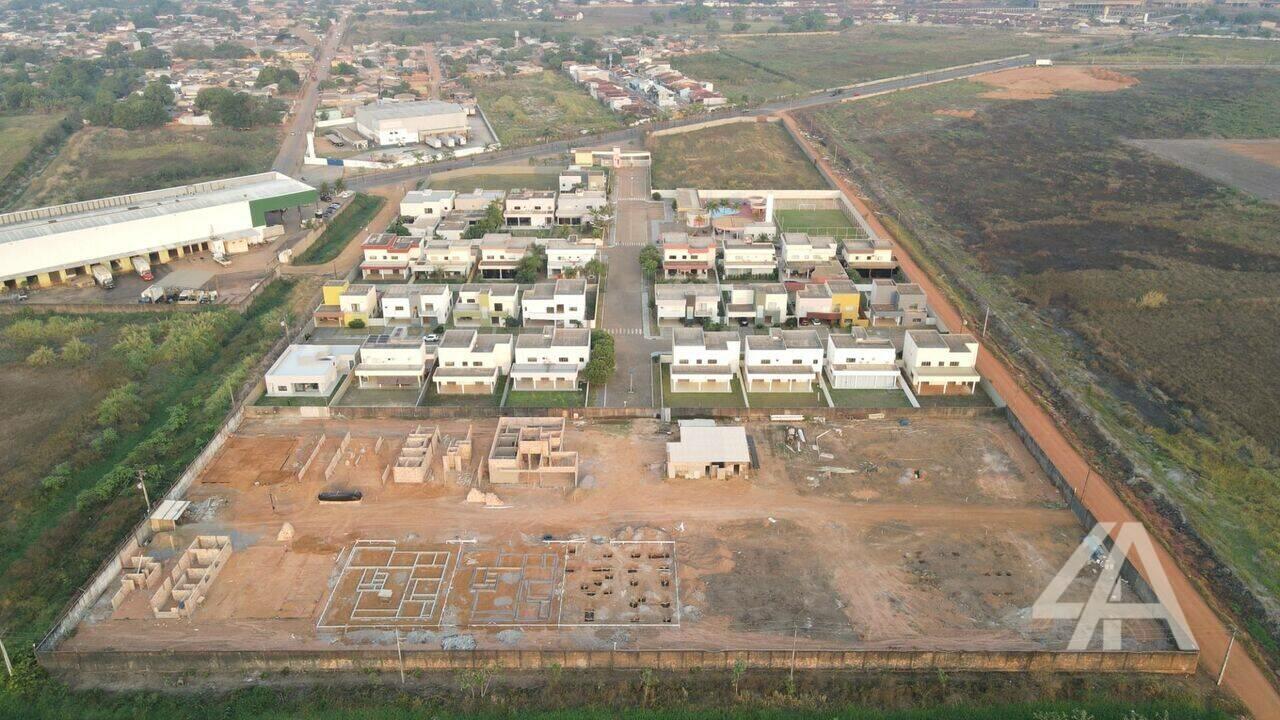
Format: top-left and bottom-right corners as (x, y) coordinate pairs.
(602, 327), (643, 335)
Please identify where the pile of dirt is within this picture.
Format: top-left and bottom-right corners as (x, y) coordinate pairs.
(976, 66), (1138, 101)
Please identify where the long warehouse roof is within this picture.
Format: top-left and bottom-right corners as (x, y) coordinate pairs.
(0, 172), (314, 246)
(356, 100), (466, 122)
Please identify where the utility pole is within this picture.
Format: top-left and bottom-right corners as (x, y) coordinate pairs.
(982, 306), (990, 338)
(396, 630), (406, 685)
(1218, 628), (1236, 686)
(789, 627), (798, 687)
(135, 469), (151, 513)
(1080, 469), (1092, 501)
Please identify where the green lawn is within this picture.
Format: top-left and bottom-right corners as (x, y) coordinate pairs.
(470, 71), (625, 147)
(775, 209), (863, 238)
(828, 388), (912, 409)
(430, 171), (560, 192)
(649, 121), (826, 190)
(504, 389), (586, 408)
(661, 365), (746, 408)
(421, 379), (503, 407)
(334, 385), (423, 407)
(747, 388), (828, 408)
(294, 193), (386, 265)
(674, 26), (1081, 102)
(16, 125), (280, 207)
(0, 113), (65, 178)
(1076, 36), (1280, 65)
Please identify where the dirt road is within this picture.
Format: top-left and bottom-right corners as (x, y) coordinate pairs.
(779, 111), (1280, 718)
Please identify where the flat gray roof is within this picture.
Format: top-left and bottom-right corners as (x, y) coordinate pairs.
(667, 425), (750, 465)
(0, 172), (313, 245)
(357, 100), (466, 122)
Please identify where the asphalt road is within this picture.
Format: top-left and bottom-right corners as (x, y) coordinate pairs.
(273, 16), (348, 176)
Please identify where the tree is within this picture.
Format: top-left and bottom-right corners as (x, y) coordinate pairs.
(111, 95), (168, 129)
(514, 244), (547, 283)
(142, 80), (174, 106)
(582, 330), (615, 386)
(583, 258), (607, 280)
(97, 382), (147, 431)
(639, 245), (662, 277)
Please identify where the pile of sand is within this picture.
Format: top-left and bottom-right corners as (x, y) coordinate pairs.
(976, 66), (1138, 101)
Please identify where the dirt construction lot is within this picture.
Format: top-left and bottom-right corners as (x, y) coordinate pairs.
(64, 416), (1173, 653)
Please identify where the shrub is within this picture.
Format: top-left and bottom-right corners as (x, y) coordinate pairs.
(347, 318), (366, 329)
(60, 336), (91, 364)
(25, 346), (56, 366)
(97, 382), (147, 431)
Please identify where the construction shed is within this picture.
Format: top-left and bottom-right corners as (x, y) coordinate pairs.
(666, 420), (752, 480)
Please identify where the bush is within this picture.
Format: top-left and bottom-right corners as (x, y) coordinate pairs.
(582, 330), (616, 385)
(60, 336), (91, 364)
(347, 318), (366, 329)
(25, 346), (56, 366)
(97, 382), (147, 431)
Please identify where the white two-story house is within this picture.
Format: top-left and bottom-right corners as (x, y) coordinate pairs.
(510, 327), (592, 391)
(721, 238), (777, 278)
(400, 189), (455, 219)
(902, 330), (980, 396)
(504, 190), (557, 228)
(353, 329), (433, 389)
(742, 329), (824, 393)
(522, 278), (588, 327)
(654, 284), (720, 324)
(825, 328), (899, 390)
(432, 329), (514, 395)
(669, 328), (741, 394)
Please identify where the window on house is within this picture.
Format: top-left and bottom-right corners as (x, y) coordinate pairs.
(949, 361), (960, 367)
(921, 361), (932, 367)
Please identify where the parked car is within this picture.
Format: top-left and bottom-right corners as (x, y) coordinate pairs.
(424, 334), (440, 343)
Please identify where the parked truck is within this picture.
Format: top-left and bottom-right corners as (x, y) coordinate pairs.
(130, 255), (153, 281)
(91, 263), (115, 289)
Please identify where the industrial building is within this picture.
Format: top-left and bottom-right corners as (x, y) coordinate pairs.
(0, 172), (316, 290)
(353, 100), (470, 147)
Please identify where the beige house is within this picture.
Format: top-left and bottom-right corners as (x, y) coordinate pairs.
(902, 329), (980, 395)
(742, 329), (824, 393)
(413, 238), (474, 279)
(432, 329), (513, 395)
(825, 328), (900, 390)
(655, 284), (720, 324)
(867, 279), (928, 327)
(511, 328), (591, 391)
(504, 190), (557, 228)
(661, 232), (716, 279)
(721, 238), (777, 278)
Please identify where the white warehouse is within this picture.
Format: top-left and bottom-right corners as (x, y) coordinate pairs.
(354, 100), (470, 147)
(0, 172), (317, 290)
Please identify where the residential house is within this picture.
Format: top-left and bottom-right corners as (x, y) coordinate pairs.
(454, 284), (520, 327)
(669, 328), (741, 394)
(722, 283), (788, 326)
(558, 166), (606, 192)
(742, 329), (824, 393)
(545, 239), (598, 277)
(902, 330), (980, 395)
(434, 216), (472, 241)
(454, 188), (505, 212)
(721, 238), (777, 278)
(265, 344), (359, 399)
(353, 329), (433, 389)
(504, 190), (557, 228)
(510, 327), (591, 391)
(313, 279), (349, 326)
(661, 232), (716, 279)
(378, 284), (420, 323)
(432, 329), (513, 395)
(413, 238), (475, 279)
(675, 188), (709, 229)
(841, 237), (896, 276)
(804, 279), (863, 327)
(522, 278), (588, 327)
(867, 280), (928, 327)
(825, 328), (899, 390)
(360, 233), (417, 280)
(655, 284), (720, 324)
(416, 284), (453, 326)
(339, 284), (379, 326)
(779, 232), (838, 280)
(554, 189), (607, 226)
(477, 233), (533, 279)
(400, 189), (455, 219)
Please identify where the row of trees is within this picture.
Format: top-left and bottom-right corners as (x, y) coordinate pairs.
(195, 87), (284, 129)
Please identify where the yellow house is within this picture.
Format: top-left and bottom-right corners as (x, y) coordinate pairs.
(828, 279), (863, 327)
(313, 280), (350, 326)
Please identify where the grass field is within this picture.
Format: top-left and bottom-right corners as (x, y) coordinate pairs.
(660, 366), (745, 408)
(649, 121), (826, 190)
(470, 71), (624, 147)
(747, 389), (827, 408)
(673, 26), (1080, 102)
(775, 209), (862, 238)
(504, 389), (586, 408)
(430, 171), (559, 192)
(16, 126), (280, 207)
(798, 69), (1280, 652)
(294, 193), (386, 265)
(828, 388), (913, 408)
(0, 113), (65, 179)
(1076, 37), (1280, 65)
(0, 279), (316, 654)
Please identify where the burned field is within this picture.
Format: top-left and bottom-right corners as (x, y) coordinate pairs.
(57, 415), (1173, 655)
(798, 69), (1280, 609)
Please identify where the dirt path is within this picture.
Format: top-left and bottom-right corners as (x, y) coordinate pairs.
(424, 44), (442, 100)
(281, 186), (405, 277)
(779, 111), (1280, 719)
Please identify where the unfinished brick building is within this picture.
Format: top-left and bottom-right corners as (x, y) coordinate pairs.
(486, 417), (579, 488)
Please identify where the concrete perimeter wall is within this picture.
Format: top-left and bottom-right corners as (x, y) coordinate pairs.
(40, 647), (1197, 677)
(243, 403), (1001, 422)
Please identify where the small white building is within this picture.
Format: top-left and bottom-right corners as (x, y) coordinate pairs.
(339, 284), (380, 323)
(511, 327), (592, 391)
(902, 330), (980, 396)
(721, 238), (777, 278)
(868, 279), (929, 327)
(264, 344), (359, 398)
(522, 278), (588, 327)
(416, 284), (453, 326)
(504, 190), (557, 228)
(666, 421), (752, 480)
(353, 330), (432, 389)
(354, 100), (469, 146)
(841, 237), (896, 275)
(432, 329), (514, 395)
(669, 328), (741, 394)
(554, 189), (608, 226)
(825, 328), (899, 390)
(655, 284), (720, 324)
(742, 329), (824, 393)
(400, 189), (456, 219)
(545, 239), (598, 277)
